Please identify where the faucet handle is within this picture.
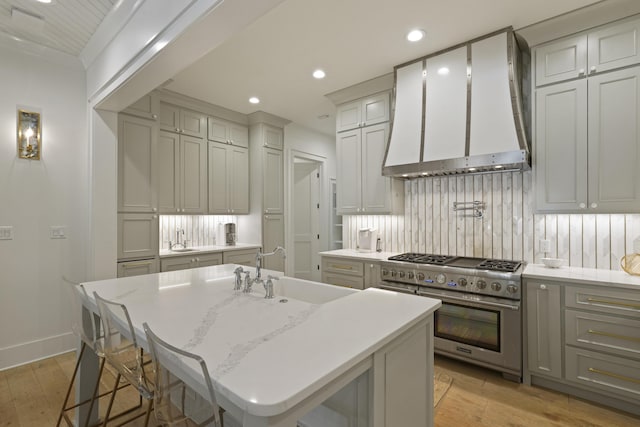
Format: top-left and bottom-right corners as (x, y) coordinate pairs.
(267, 275), (279, 281)
(234, 266), (244, 274)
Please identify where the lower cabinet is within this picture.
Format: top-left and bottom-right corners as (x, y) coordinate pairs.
(117, 213), (158, 260)
(525, 279), (640, 412)
(117, 258), (159, 278)
(222, 248), (259, 267)
(161, 252), (223, 272)
(321, 256), (380, 290)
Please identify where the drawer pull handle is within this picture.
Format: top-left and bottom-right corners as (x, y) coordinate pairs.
(586, 297), (640, 310)
(331, 264), (353, 270)
(587, 329), (640, 343)
(588, 367), (640, 385)
(122, 261), (153, 268)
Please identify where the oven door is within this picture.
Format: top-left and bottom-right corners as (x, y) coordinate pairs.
(378, 281), (418, 294)
(417, 287), (521, 378)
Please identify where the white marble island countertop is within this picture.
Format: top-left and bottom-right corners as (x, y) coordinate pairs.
(524, 264), (640, 290)
(159, 243), (261, 258)
(80, 264), (441, 419)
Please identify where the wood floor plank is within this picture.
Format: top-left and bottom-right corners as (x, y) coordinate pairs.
(0, 370), (20, 427)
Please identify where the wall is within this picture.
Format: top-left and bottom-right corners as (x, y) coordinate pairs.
(159, 215), (238, 249)
(344, 171), (640, 271)
(0, 39), (88, 369)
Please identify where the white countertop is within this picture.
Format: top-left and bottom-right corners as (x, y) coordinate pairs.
(319, 249), (400, 262)
(81, 264), (440, 417)
(159, 243), (261, 258)
(524, 264), (640, 290)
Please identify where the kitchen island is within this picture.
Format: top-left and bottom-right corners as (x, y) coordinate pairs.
(78, 264), (441, 427)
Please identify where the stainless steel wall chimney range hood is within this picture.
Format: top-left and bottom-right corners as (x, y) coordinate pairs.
(383, 28), (531, 178)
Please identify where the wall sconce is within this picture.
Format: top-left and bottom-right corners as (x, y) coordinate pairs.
(17, 109), (41, 160)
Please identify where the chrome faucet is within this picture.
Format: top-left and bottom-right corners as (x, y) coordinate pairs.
(255, 246), (286, 280)
(242, 270), (253, 293)
(168, 229), (187, 250)
(233, 266), (244, 291)
(264, 275), (278, 299)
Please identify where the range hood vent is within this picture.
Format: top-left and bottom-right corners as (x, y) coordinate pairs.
(383, 28), (531, 178)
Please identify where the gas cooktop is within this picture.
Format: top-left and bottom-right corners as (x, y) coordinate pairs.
(387, 253), (522, 273)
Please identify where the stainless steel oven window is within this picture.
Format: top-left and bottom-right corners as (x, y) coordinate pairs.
(434, 302), (500, 352)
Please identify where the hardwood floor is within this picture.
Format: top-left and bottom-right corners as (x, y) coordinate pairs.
(1, 351), (639, 426)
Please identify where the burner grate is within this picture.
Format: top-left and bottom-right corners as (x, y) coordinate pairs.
(388, 253), (456, 265)
(477, 259), (522, 272)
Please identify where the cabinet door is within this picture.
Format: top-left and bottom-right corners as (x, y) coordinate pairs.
(526, 282), (562, 379)
(229, 123), (249, 148)
(263, 124), (283, 150)
(117, 258), (159, 277)
(207, 117), (229, 144)
(158, 130), (180, 214)
(322, 272), (364, 290)
(118, 114), (157, 213)
(263, 147), (283, 214)
(160, 256), (195, 272)
(208, 141), (230, 214)
(361, 123), (392, 213)
(588, 18), (640, 75)
(361, 92), (389, 127)
(122, 94), (159, 121)
(336, 129), (362, 214)
(263, 214), (285, 272)
(196, 252), (223, 267)
(588, 67), (640, 212)
(336, 100), (362, 132)
(180, 109), (206, 138)
(117, 213), (158, 260)
(535, 80), (588, 212)
(159, 102), (181, 133)
(535, 35), (587, 86)
(230, 146), (249, 214)
(364, 262), (380, 289)
(180, 136), (208, 214)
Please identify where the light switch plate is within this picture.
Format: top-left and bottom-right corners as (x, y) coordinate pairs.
(0, 226), (13, 240)
(50, 226), (67, 239)
(539, 239), (551, 253)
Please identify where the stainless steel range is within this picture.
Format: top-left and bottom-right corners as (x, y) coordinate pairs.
(378, 253), (524, 382)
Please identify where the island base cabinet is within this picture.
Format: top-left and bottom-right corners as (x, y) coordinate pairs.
(117, 258), (159, 277)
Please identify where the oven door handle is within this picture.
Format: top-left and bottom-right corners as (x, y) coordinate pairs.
(378, 283), (415, 294)
(417, 289), (520, 311)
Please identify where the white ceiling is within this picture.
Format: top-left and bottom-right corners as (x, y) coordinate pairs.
(166, 0), (603, 135)
(0, 0), (115, 56)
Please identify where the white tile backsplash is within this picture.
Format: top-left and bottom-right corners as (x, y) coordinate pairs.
(160, 215), (237, 249)
(343, 171), (639, 271)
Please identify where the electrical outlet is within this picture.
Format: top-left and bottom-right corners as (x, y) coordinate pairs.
(539, 239), (551, 253)
(50, 226), (67, 239)
(0, 226), (13, 240)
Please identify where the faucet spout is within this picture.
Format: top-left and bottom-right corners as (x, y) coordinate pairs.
(256, 246), (286, 279)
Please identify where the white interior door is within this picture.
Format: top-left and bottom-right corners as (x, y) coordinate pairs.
(293, 161), (321, 281)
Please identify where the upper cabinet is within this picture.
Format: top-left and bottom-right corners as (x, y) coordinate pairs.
(118, 114), (158, 213)
(261, 124), (284, 150)
(208, 117), (249, 148)
(121, 93), (159, 121)
(159, 102), (207, 138)
(336, 93), (389, 133)
(534, 17), (640, 213)
(535, 17), (640, 86)
(208, 141), (249, 214)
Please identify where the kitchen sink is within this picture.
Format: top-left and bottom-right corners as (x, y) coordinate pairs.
(170, 248), (196, 252)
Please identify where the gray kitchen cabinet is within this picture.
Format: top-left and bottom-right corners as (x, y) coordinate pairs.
(117, 114), (158, 213)
(262, 214), (285, 272)
(117, 258), (159, 277)
(121, 93), (159, 121)
(535, 65), (640, 212)
(208, 141), (249, 214)
(207, 117), (249, 148)
(337, 122), (403, 215)
(117, 213), (159, 260)
(261, 124), (284, 150)
(336, 92), (389, 133)
(526, 281), (562, 379)
(535, 16), (640, 87)
(159, 102), (207, 139)
(157, 130), (207, 214)
(222, 248), (260, 267)
(263, 147), (284, 214)
(321, 256), (381, 290)
(160, 252), (223, 272)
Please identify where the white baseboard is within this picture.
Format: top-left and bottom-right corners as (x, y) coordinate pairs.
(0, 331), (77, 371)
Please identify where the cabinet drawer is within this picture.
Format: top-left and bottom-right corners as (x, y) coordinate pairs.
(117, 258), (159, 278)
(322, 272), (364, 290)
(223, 248), (258, 266)
(322, 258), (364, 277)
(161, 255), (195, 272)
(565, 286), (640, 318)
(565, 309), (640, 360)
(565, 346), (640, 400)
(197, 252), (223, 267)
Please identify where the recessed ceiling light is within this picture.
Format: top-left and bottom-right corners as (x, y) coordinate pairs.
(249, 97), (260, 104)
(407, 29), (425, 42)
(468, 167), (477, 172)
(36, 0), (53, 3)
(313, 69), (326, 79)
(495, 165), (503, 169)
(437, 67), (450, 76)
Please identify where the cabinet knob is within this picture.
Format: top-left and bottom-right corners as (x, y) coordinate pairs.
(152, 215), (157, 219)
(590, 203), (598, 208)
(176, 208), (180, 212)
(362, 122), (366, 127)
(589, 66), (596, 74)
(540, 284), (547, 290)
(578, 69), (585, 76)
(579, 203), (586, 209)
(152, 207), (157, 212)
(152, 114), (158, 120)
(175, 128), (180, 132)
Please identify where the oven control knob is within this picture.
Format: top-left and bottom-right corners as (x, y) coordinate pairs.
(436, 273), (446, 284)
(381, 268), (389, 276)
(399, 271), (406, 278)
(391, 270), (397, 278)
(491, 282), (502, 292)
(416, 272), (425, 281)
(407, 271), (415, 280)
(507, 285), (518, 294)
(459, 278), (468, 287)
(477, 279), (487, 289)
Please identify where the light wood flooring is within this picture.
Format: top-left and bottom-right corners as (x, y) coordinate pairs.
(1, 351), (639, 426)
